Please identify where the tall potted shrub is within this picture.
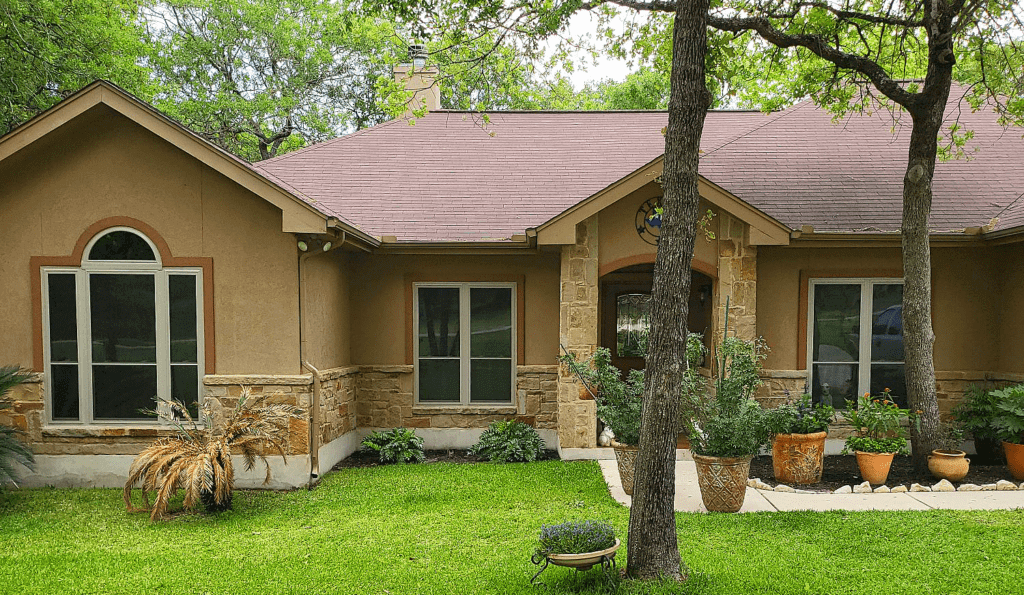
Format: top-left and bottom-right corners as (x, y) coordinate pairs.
(561, 348), (642, 494)
(684, 335), (772, 512)
(842, 390), (916, 485)
(766, 394), (834, 485)
(990, 383), (1024, 480)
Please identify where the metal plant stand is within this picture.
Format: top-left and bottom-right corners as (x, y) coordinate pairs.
(529, 542), (619, 588)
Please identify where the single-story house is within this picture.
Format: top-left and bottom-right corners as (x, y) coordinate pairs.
(1, 70), (1022, 488)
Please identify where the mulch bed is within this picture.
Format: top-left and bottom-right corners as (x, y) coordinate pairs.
(331, 449), (560, 470)
(748, 454), (1016, 493)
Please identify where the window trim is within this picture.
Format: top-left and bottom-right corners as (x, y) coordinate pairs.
(31, 218), (215, 425)
(412, 282), (517, 405)
(805, 276), (904, 405)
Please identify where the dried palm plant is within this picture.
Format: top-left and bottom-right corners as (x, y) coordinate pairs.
(1, 366), (36, 487)
(123, 387), (302, 520)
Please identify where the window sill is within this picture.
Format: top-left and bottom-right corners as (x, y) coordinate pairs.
(42, 425), (180, 438)
(413, 405), (516, 415)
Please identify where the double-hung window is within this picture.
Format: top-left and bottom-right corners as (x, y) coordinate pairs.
(42, 228), (204, 423)
(808, 278), (906, 408)
(414, 283), (515, 404)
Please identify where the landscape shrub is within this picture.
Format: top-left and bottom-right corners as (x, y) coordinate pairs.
(470, 419), (544, 462)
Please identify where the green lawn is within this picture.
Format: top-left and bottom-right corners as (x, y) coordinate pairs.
(1, 460), (1022, 594)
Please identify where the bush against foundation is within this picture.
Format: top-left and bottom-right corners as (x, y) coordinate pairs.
(470, 419), (544, 462)
(1, 366), (35, 487)
(123, 388), (302, 521)
(361, 428), (425, 464)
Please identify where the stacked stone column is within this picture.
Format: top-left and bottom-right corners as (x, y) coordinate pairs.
(557, 216), (599, 448)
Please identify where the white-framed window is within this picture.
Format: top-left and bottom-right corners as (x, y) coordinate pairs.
(807, 278), (905, 409)
(413, 282), (515, 404)
(42, 227), (204, 424)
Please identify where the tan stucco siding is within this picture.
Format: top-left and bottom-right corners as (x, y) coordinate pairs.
(348, 252), (560, 366)
(756, 245), (1002, 373)
(301, 249), (351, 370)
(0, 105), (300, 374)
(998, 242), (1024, 373)
(596, 182), (718, 274)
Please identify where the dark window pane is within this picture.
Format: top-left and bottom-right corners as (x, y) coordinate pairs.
(47, 273), (77, 362)
(616, 293), (651, 358)
(418, 359), (459, 402)
(50, 364), (79, 420)
(471, 288), (512, 358)
(870, 364), (908, 408)
(90, 274), (156, 363)
(169, 275), (198, 363)
(871, 284), (904, 362)
(92, 364), (157, 419)
(418, 288), (459, 357)
(812, 363), (858, 409)
(171, 365), (200, 418)
(88, 231), (155, 261)
(812, 284), (860, 362)
(470, 359), (512, 403)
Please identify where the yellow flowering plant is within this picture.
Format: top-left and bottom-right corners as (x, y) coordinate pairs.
(842, 388), (919, 454)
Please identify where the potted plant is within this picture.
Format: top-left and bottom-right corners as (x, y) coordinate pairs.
(530, 520), (620, 585)
(841, 389), (916, 485)
(561, 348), (642, 494)
(684, 333), (772, 512)
(953, 384), (1004, 465)
(766, 393), (834, 484)
(928, 418), (970, 481)
(990, 383), (1024, 480)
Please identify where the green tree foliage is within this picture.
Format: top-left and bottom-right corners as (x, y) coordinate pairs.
(142, 0), (402, 160)
(0, 0), (152, 133)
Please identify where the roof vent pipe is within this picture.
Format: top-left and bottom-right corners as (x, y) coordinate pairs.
(409, 44), (428, 68)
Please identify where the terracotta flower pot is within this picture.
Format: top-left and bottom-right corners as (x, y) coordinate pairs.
(1002, 441), (1024, 481)
(928, 449), (970, 482)
(772, 431), (827, 485)
(612, 442), (638, 495)
(855, 451), (895, 485)
(692, 453), (752, 513)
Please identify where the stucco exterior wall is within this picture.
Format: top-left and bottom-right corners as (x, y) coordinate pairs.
(0, 105), (301, 375)
(301, 249), (351, 370)
(755, 244), (1002, 373)
(347, 251), (560, 366)
(997, 242), (1024, 373)
(596, 183), (719, 274)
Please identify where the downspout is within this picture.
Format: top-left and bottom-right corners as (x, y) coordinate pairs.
(297, 232), (346, 488)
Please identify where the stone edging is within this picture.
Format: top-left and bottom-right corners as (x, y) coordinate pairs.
(748, 477), (1024, 494)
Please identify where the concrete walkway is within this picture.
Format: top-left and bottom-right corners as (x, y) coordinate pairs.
(599, 459), (1024, 512)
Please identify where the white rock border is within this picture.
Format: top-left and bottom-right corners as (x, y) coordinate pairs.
(746, 477), (1024, 495)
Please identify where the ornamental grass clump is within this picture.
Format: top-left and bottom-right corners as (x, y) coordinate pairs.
(0, 366), (35, 487)
(361, 428), (425, 464)
(842, 389), (917, 454)
(469, 419), (544, 462)
(123, 387), (302, 521)
(537, 520), (617, 556)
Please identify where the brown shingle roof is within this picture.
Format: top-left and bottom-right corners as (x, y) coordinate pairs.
(255, 110), (775, 241)
(255, 96), (1024, 241)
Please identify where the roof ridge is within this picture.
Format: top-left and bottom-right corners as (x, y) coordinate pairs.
(256, 116), (410, 165)
(699, 102), (805, 159)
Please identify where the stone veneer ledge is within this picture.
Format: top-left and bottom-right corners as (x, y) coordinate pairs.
(203, 374), (313, 386)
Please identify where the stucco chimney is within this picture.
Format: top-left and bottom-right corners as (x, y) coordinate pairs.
(393, 44), (441, 116)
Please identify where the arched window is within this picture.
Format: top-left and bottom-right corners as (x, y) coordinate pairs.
(42, 228), (203, 423)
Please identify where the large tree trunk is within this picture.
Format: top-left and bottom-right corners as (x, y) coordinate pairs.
(902, 21), (955, 471)
(626, 0), (710, 581)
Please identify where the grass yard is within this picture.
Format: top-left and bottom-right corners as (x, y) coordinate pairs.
(1, 460), (1023, 594)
